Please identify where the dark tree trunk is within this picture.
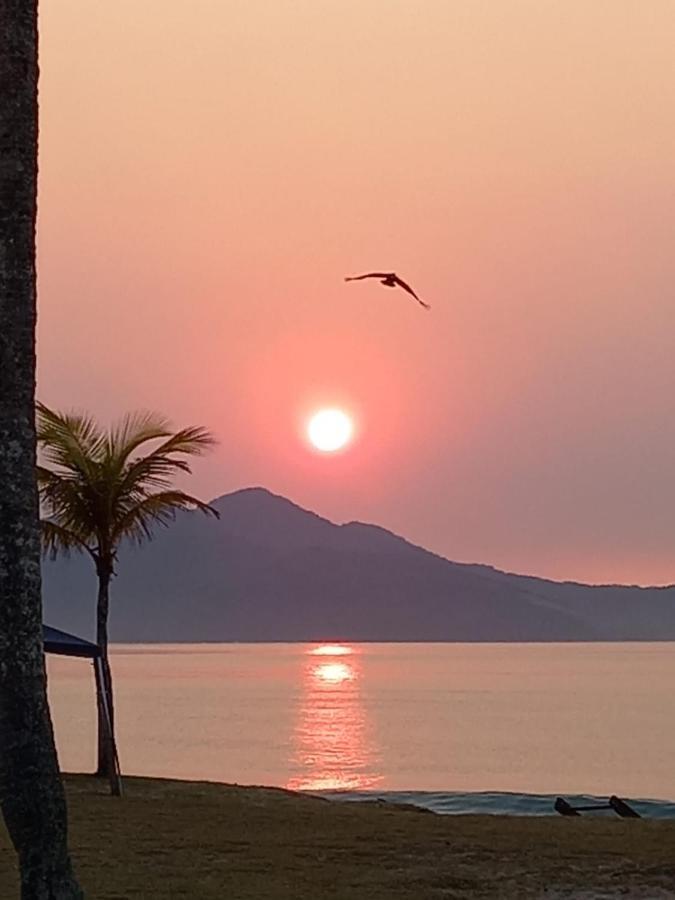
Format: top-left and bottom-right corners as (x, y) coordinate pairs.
(94, 564), (118, 793)
(0, 2), (84, 897)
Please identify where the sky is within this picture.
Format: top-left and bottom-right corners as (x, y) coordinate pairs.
(37, 1), (675, 586)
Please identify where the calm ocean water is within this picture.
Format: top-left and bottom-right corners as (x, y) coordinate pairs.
(47, 642), (675, 816)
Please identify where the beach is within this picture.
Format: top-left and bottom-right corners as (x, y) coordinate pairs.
(2, 776), (675, 898)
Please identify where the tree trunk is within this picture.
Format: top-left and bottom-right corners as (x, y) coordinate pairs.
(94, 565), (118, 791)
(0, 2), (84, 897)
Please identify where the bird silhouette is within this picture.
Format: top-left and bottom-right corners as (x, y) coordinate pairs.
(344, 272), (430, 309)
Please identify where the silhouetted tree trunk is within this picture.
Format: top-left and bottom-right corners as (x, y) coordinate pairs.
(0, 2), (84, 896)
(94, 560), (119, 792)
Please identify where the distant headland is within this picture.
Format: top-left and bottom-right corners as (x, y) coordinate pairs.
(43, 487), (675, 643)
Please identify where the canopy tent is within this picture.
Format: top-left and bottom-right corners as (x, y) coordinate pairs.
(42, 623), (121, 795)
(43, 624), (100, 659)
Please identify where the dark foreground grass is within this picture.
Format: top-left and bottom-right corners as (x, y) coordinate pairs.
(2, 776), (675, 898)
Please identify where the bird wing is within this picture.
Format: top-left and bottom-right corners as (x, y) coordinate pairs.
(344, 272), (392, 281)
(393, 275), (430, 309)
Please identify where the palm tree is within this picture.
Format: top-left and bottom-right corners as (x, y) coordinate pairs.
(0, 3), (84, 896)
(37, 404), (218, 783)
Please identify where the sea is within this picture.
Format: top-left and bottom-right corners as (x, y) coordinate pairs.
(46, 641), (675, 817)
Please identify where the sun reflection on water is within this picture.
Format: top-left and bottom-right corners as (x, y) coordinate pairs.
(287, 645), (382, 792)
(315, 661), (352, 684)
(310, 644), (353, 656)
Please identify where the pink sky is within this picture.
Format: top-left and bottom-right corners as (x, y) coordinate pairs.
(37, 1), (675, 585)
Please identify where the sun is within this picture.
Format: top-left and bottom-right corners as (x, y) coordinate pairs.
(307, 408), (354, 453)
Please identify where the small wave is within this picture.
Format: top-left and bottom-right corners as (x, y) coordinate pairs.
(318, 790), (675, 818)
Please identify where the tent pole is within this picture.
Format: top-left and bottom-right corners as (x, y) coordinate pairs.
(94, 657), (122, 797)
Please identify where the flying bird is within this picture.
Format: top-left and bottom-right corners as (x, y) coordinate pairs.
(344, 272), (430, 309)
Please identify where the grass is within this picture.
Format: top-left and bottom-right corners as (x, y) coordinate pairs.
(2, 776), (675, 898)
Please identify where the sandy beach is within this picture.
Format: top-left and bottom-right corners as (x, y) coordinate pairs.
(2, 776), (675, 898)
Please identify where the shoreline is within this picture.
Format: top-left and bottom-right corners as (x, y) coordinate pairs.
(319, 787), (675, 818)
(3, 774), (675, 898)
(57, 770), (675, 815)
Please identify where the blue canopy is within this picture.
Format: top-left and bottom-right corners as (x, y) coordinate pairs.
(42, 624), (100, 659)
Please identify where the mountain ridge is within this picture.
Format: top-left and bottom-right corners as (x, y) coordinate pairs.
(42, 486), (675, 642)
(215, 488), (673, 590)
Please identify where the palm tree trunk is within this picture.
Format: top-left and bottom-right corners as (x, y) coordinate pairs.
(94, 564), (118, 788)
(0, 2), (84, 896)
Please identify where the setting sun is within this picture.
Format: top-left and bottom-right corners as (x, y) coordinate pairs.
(307, 409), (354, 453)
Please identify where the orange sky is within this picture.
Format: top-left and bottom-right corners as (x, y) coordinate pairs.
(37, 1), (675, 585)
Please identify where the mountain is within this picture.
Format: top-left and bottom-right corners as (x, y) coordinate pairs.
(42, 487), (675, 642)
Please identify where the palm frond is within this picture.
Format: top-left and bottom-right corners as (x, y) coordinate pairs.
(41, 520), (95, 561)
(111, 490), (219, 546)
(37, 402), (106, 478)
(148, 426), (217, 460)
(105, 411), (172, 467)
(113, 426), (217, 500)
(37, 466), (99, 539)
(37, 403), (217, 562)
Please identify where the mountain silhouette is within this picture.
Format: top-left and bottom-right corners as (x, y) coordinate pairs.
(42, 487), (675, 642)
